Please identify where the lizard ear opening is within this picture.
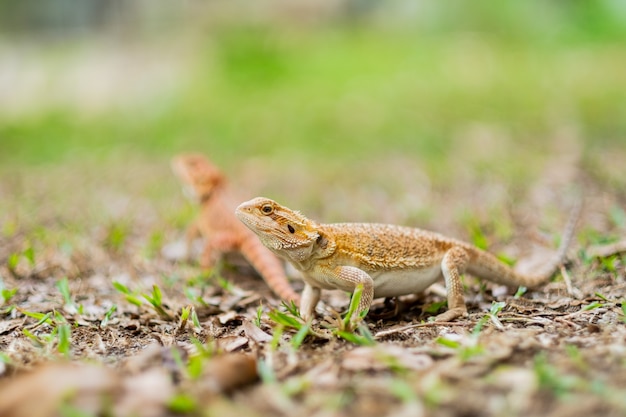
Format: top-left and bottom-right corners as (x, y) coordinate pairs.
(316, 233), (328, 250)
(287, 224), (295, 233)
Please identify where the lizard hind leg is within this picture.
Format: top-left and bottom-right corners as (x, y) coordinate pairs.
(434, 247), (470, 322)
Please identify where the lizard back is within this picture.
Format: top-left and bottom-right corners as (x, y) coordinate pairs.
(321, 223), (462, 270)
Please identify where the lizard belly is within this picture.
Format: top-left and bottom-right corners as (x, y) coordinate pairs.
(371, 266), (442, 298)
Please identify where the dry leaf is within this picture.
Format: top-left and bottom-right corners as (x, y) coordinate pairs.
(116, 368), (175, 417)
(193, 353), (258, 398)
(217, 335), (249, 352)
(0, 319), (24, 335)
(0, 362), (119, 417)
(302, 358), (339, 388)
(587, 240), (626, 258)
(242, 320), (273, 343)
(123, 343), (188, 377)
(218, 310), (243, 325)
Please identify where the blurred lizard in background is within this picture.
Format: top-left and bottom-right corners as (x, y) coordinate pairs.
(171, 154), (300, 303)
(236, 197), (579, 323)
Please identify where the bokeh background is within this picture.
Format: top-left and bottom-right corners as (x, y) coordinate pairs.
(1, 0), (625, 233)
(1, 5), (626, 416)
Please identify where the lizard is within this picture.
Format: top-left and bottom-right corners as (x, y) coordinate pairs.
(235, 196), (579, 322)
(171, 154), (300, 303)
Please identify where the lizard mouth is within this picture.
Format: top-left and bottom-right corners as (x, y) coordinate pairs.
(235, 202), (288, 249)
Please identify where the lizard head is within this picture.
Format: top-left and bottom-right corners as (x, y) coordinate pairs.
(171, 153), (225, 202)
(235, 197), (320, 252)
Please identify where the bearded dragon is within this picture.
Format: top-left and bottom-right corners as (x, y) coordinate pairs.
(235, 197), (578, 322)
(171, 154), (299, 303)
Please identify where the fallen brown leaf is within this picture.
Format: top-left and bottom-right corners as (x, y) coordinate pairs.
(195, 353), (258, 396)
(242, 320), (273, 343)
(217, 335), (249, 352)
(0, 362), (119, 417)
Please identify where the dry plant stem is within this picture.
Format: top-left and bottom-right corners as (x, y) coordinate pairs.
(560, 264), (582, 299)
(235, 196), (580, 323)
(374, 321), (471, 339)
(587, 239), (626, 258)
(554, 316), (584, 329)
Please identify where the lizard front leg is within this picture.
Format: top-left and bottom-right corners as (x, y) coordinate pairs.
(300, 283), (321, 322)
(304, 266), (374, 322)
(435, 246), (469, 322)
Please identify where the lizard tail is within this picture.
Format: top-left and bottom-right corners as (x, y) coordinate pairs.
(239, 235), (301, 303)
(468, 199), (581, 287)
(522, 198), (581, 286)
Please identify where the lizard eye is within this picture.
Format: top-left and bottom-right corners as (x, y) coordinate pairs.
(261, 204), (273, 214)
(287, 224), (295, 233)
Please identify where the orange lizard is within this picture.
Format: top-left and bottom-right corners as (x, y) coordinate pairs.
(237, 197), (579, 323)
(171, 153), (300, 303)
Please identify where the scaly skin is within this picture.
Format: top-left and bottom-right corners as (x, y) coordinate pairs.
(235, 197), (579, 322)
(171, 154), (299, 303)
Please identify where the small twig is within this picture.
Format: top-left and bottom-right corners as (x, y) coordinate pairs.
(561, 264), (574, 296)
(562, 307), (607, 320)
(560, 265), (582, 299)
(587, 239), (626, 258)
(554, 316), (583, 329)
(375, 321), (470, 339)
(498, 316), (551, 326)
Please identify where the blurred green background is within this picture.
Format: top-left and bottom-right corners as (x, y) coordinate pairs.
(1, 0), (625, 218)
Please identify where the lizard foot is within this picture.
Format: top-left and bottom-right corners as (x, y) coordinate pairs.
(433, 307), (468, 322)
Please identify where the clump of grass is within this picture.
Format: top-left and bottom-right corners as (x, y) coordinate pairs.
(178, 305), (201, 334)
(254, 303), (264, 327)
(435, 301), (506, 361)
(423, 300), (447, 315)
(143, 230), (165, 259)
(112, 281), (174, 320)
(103, 221), (131, 252)
(56, 276), (80, 314)
(142, 284), (172, 320)
(466, 219), (489, 251)
(0, 277), (17, 306)
(167, 394), (198, 414)
(0, 352), (11, 365)
(267, 301), (329, 348)
(100, 305), (117, 327)
(533, 352), (579, 397)
(112, 281), (144, 307)
(472, 301), (506, 335)
(266, 285), (376, 346)
(434, 333), (485, 363)
(19, 309), (72, 358)
(6, 244), (36, 277)
(514, 286), (527, 298)
(267, 303), (305, 332)
(331, 284), (376, 346)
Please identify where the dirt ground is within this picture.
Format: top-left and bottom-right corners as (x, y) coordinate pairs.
(0, 153), (625, 417)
